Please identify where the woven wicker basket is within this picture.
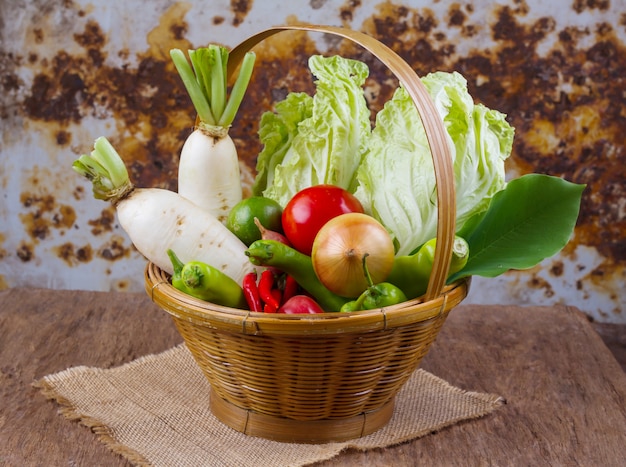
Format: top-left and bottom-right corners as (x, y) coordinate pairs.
(145, 25), (470, 444)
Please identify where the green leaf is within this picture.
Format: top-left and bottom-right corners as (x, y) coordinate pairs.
(448, 174), (585, 281)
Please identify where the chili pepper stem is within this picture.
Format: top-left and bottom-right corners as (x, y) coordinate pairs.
(362, 253), (374, 288)
(183, 265), (203, 288)
(167, 249), (185, 276)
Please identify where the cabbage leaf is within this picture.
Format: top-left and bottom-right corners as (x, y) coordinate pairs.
(252, 92), (313, 197)
(354, 71), (515, 255)
(253, 55), (371, 207)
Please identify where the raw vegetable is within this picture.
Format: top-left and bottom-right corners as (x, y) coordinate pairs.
(387, 236), (469, 300)
(254, 218), (291, 246)
(252, 92), (313, 197)
(267, 288), (282, 313)
(225, 196), (284, 246)
(253, 217), (290, 275)
(245, 239), (350, 311)
(242, 271), (263, 312)
(281, 274), (299, 305)
(340, 254), (407, 311)
(72, 137), (257, 284)
(311, 212), (395, 298)
(354, 71), (515, 255)
(171, 252), (247, 308)
(253, 55), (371, 207)
(240, 269), (300, 312)
(448, 174), (585, 282)
(171, 46), (256, 222)
(282, 184), (364, 255)
(279, 295), (325, 314)
(259, 269), (280, 312)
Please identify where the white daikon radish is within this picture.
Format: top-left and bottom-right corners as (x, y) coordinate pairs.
(171, 46), (256, 223)
(72, 137), (257, 284)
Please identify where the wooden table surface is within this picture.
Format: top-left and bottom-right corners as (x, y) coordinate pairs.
(1, 287), (625, 466)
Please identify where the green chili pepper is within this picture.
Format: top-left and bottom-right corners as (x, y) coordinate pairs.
(245, 239), (349, 311)
(181, 261), (247, 308)
(358, 283), (407, 309)
(340, 300), (359, 313)
(386, 236), (469, 300)
(167, 249), (246, 308)
(348, 254), (407, 310)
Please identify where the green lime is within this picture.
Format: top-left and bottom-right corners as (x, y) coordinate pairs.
(226, 196), (284, 246)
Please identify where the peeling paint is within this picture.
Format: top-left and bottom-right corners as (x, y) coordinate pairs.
(0, 0), (624, 323)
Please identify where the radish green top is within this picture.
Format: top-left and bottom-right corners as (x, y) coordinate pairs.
(72, 136), (132, 204)
(170, 45), (256, 131)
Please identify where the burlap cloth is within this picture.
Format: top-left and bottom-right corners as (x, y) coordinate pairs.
(37, 343), (503, 467)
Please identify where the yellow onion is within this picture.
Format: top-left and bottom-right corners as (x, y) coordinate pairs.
(311, 213), (395, 298)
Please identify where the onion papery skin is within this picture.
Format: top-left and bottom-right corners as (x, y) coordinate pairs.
(311, 213), (395, 298)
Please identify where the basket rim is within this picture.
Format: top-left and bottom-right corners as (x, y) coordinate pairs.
(145, 262), (470, 336)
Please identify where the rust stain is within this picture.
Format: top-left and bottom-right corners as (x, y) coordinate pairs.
(16, 241), (35, 263)
(572, 0), (610, 13)
(111, 279), (131, 292)
(72, 185), (85, 201)
(0, 233), (7, 261)
(18, 166), (77, 246)
(53, 242), (93, 266)
(97, 235), (132, 262)
(19, 192), (76, 241)
(231, 0), (254, 26)
(56, 129), (71, 146)
(527, 274), (555, 299)
(145, 2), (192, 60)
(339, 0), (363, 24)
(88, 207), (116, 236)
(550, 261), (564, 277)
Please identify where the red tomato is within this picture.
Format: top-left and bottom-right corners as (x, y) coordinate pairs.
(282, 184), (364, 255)
(279, 295), (325, 314)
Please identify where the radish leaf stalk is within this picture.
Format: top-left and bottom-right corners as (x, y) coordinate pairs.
(72, 137), (132, 203)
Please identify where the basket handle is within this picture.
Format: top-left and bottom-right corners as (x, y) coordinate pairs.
(227, 25), (456, 301)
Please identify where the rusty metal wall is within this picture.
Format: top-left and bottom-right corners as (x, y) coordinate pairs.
(1, 0), (624, 323)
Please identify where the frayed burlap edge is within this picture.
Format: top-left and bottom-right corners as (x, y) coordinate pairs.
(34, 377), (152, 466)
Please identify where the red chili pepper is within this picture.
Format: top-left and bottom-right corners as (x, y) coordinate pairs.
(259, 269), (280, 311)
(242, 271), (262, 312)
(271, 287), (282, 306)
(281, 274), (299, 305)
(263, 287), (282, 313)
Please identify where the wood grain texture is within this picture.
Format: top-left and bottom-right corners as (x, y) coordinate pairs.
(1, 288), (625, 466)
